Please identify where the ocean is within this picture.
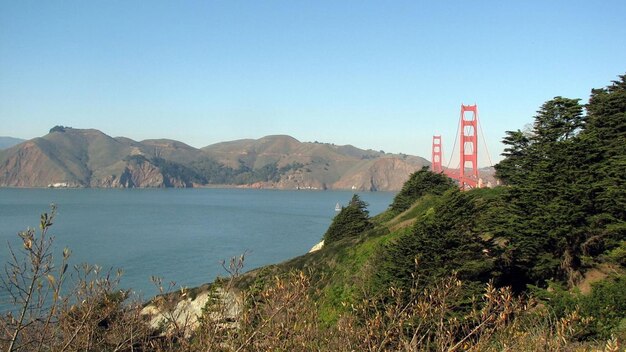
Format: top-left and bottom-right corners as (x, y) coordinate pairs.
(0, 188), (395, 312)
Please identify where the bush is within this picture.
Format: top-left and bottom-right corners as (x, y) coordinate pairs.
(535, 275), (626, 341)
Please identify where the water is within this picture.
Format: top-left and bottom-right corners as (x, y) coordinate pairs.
(0, 188), (394, 312)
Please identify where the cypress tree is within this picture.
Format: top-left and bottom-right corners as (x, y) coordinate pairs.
(323, 194), (373, 244)
(389, 166), (456, 215)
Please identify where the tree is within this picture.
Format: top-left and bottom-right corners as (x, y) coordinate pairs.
(531, 96), (584, 144)
(493, 75), (626, 287)
(578, 74), (626, 254)
(374, 189), (498, 299)
(49, 125), (68, 133)
(323, 194), (372, 244)
(389, 166), (456, 215)
(493, 129), (531, 184)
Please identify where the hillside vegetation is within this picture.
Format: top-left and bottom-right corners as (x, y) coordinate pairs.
(0, 131), (428, 190)
(1, 75), (624, 351)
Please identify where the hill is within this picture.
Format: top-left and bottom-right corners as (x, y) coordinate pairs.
(0, 136), (25, 150)
(0, 127), (200, 188)
(0, 127), (429, 190)
(201, 135), (429, 190)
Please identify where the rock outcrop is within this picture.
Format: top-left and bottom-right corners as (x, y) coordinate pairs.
(92, 159), (190, 188)
(141, 287), (242, 336)
(332, 157), (426, 191)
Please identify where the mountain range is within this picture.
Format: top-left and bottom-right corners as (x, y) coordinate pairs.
(0, 136), (25, 150)
(0, 126), (432, 190)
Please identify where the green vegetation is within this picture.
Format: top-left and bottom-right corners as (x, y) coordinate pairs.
(190, 157), (304, 185)
(2, 74), (624, 350)
(310, 73), (625, 342)
(368, 74), (626, 336)
(49, 125), (71, 133)
(533, 276), (626, 341)
(375, 188), (503, 298)
(150, 157), (207, 186)
(323, 194), (373, 244)
(389, 166), (456, 215)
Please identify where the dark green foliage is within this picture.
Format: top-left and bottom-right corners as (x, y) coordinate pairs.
(151, 157), (207, 186)
(492, 75), (626, 284)
(373, 188), (510, 298)
(583, 75), (626, 223)
(190, 158), (304, 185)
(389, 166), (456, 215)
(532, 96), (584, 144)
(233, 162), (279, 184)
(493, 129), (531, 184)
(607, 241), (626, 266)
(534, 276), (626, 340)
(323, 194), (373, 244)
(49, 125), (69, 133)
(190, 157), (238, 184)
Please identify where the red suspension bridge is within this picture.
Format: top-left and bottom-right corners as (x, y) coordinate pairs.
(431, 104), (494, 190)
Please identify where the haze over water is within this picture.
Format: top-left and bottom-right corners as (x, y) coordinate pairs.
(0, 188), (395, 312)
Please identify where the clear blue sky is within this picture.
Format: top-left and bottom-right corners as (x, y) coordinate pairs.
(1, 1), (625, 165)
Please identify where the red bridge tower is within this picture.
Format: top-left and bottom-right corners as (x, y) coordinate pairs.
(431, 135), (443, 173)
(459, 104), (479, 189)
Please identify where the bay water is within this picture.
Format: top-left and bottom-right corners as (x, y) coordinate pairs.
(0, 188), (394, 312)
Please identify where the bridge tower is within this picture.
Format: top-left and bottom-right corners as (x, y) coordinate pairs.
(459, 104), (479, 189)
(431, 135), (443, 173)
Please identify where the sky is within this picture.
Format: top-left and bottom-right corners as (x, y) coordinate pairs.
(1, 1), (625, 166)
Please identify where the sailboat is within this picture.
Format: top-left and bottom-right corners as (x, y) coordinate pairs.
(335, 202), (342, 212)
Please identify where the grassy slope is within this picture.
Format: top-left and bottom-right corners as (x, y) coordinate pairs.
(231, 192), (444, 323)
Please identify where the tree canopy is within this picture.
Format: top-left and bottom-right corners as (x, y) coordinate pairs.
(389, 166), (456, 215)
(323, 194), (372, 244)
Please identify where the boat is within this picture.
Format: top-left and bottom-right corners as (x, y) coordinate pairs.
(335, 202), (342, 212)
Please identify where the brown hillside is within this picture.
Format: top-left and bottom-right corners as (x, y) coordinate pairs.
(0, 129), (432, 190)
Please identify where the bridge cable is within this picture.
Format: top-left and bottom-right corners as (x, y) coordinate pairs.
(445, 111), (461, 170)
(477, 114), (494, 167)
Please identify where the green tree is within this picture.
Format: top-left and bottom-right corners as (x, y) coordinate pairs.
(493, 129), (531, 184)
(532, 96), (584, 144)
(49, 125), (68, 133)
(374, 189), (498, 299)
(389, 166), (456, 215)
(578, 74), (626, 254)
(323, 194), (372, 244)
(493, 75), (626, 287)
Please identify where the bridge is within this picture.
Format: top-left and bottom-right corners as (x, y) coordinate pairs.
(431, 104), (492, 190)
